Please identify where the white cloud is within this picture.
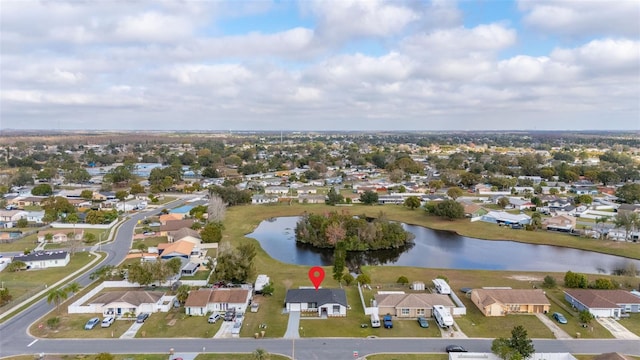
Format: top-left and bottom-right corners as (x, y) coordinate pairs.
(0, 0), (638, 131)
(308, 0), (418, 42)
(114, 11), (195, 43)
(519, 0), (640, 38)
(402, 23), (517, 58)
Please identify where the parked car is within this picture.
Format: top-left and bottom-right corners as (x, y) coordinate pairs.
(552, 312), (568, 324)
(101, 316), (115, 328)
(208, 313), (221, 324)
(383, 314), (393, 329)
(136, 313), (150, 323)
(224, 309), (236, 322)
(417, 317), (429, 328)
(446, 345), (468, 353)
(84, 317), (100, 330)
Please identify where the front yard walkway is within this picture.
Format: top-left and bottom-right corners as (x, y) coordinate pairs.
(597, 317), (640, 340)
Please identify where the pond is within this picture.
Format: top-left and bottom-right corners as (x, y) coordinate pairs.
(247, 216), (640, 275)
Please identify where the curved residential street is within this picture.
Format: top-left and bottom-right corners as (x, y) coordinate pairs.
(1, 196), (640, 358)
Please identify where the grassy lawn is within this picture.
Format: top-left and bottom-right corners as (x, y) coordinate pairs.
(543, 288), (614, 339)
(0, 227), (110, 252)
(0, 252), (100, 312)
(132, 236), (169, 249)
(135, 308), (220, 338)
(618, 313), (640, 336)
(229, 203), (640, 260)
(366, 355), (448, 360)
(223, 203), (640, 340)
(31, 311), (135, 339)
(180, 269), (212, 281)
(0, 231), (41, 252)
(197, 355), (290, 360)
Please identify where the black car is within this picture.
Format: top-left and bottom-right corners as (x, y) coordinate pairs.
(224, 309), (236, 321)
(446, 345), (468, 353)
(136, 313), (150, 323)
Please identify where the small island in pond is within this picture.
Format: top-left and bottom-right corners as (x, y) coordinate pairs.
(294, 211), (414, 251)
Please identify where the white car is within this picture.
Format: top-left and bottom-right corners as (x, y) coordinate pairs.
(101, 316), (115, 328)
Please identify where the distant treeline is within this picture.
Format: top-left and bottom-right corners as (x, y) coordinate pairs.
(294, 211), (414, 251)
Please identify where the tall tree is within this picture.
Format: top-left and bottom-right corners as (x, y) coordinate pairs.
(46, 288), (69, 314)
(403, 196), (421, 210)
(509, 325), (535, 359)
(207, 194), (226, 223)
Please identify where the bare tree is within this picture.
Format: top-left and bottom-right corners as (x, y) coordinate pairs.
(207, 194), (226, 223)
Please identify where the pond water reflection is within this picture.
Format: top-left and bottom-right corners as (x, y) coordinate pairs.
(248, 216), (640, 275)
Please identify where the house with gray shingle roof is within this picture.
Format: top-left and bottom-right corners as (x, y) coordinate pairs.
(87, 290), (167, 317)
(285, 288), (347, 317)
(564, 289), (640, 318)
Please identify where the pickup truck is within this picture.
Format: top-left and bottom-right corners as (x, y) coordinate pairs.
(383, 314), (393, 329)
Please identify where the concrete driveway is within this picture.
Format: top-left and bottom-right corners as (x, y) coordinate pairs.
(283, 311), (301, 339)
(535, 313), (572, 339)
(597, 317), (640, 339)
(213, 320), (236, 338)
(120, 321), (144, 339)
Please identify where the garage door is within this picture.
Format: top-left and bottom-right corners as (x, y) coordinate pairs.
(289, 303), (301, 312)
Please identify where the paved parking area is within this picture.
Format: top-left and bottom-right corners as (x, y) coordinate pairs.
(597, 317), (640, 339)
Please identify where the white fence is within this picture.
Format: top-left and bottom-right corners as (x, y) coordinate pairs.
(50, 219), (117, 230)
(68, 281), (139, 314)
(67, 280), (177, 316)
(449, 290), (467, 316)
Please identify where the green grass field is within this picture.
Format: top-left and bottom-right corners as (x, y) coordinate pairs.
(0, 252), (100, 313)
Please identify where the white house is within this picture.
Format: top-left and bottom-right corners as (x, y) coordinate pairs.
(264, 186), (289, 195)
(284, 288), (347, 317)
(26, 210), (45, 223)
(0, 210), (27, 227)
(564, 289), (640, 318)
(251, 194), (279, 204)
(480, 211), (531, 226)
(184, 288), (252, 316)
(13, 250), (70, 269)
(85, 290), (172, 317)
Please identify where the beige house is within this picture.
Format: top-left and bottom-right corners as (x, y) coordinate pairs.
(471, 289), (550, 316)
(542, 215), (576, 232)
(37, 228), (84, 243)
(375, 293), (455, 318)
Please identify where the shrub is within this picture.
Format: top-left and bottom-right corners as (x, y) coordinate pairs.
(396, 276), (409, 285)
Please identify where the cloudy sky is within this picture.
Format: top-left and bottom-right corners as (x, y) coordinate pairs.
(1, 0), (639, 131)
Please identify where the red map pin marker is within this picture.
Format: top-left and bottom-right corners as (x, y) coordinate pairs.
(308, 266), (325, 290)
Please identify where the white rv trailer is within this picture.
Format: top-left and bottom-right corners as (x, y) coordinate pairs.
(433, 305), (454, 328)
(432, 278), (451, 295)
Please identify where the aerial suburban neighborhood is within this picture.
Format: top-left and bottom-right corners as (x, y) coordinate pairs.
(0, 130), (638, 360)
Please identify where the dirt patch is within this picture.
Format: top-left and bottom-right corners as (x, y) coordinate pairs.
(507, 275), (543, 282)
(167, 319), (177, 326)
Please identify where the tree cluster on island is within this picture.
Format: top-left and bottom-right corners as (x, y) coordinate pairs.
(294, 211), (414, 251)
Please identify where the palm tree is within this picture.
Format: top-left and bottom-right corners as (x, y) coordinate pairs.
(530, 212), (542, 231)
(595, 217), (608, 239)
(46, 288), (68, 314)
(252, 348), (270, 360)
(64, 282), (81, 295)
(614, 212), (633, 241)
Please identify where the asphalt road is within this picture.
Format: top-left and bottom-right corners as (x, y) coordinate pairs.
(2, 196), (639, 358)
(0, 199), (184, 357)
